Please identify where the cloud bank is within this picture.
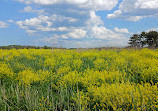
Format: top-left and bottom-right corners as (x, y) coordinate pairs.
(107, 0), (158, 21)
(12, 0), (133, 48)
(17, 0), (118, 11)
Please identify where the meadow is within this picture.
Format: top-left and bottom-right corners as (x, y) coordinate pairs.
(0, 48), (157, 111)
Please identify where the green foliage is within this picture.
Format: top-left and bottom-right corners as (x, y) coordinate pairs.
(128, 31), (158, 48)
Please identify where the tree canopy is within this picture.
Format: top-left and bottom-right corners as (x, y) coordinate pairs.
(128, 31), (158, 48)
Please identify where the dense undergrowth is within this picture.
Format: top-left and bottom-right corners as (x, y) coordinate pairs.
(0, 48), (158, 110)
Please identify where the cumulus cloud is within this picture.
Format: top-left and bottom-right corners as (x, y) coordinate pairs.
(126, 16), (143, 21)
(38, 25), (129, 42)
(36, 24), (130, 47)
(67, 28), (87, 39)
(136, 0), (158, 9)
(41, 28), (87, 39)
(26, 30), (37, 34)
(14, 0), (131, 47)
(15, 13), (130, 46)
(15, 15), (79, 34)
(23, 6), (44, 14)
(59, 26), (129, 40)
(107, 10), (122, 19)
(16, 0), (118, 26)
(90, 26), (123, 40)
(107, 0), (158, 21)
(16, 0), (118, 11)
(114, 27), (129, 33)
(86, 11), (103, 26)
(0, 21), (8, 28)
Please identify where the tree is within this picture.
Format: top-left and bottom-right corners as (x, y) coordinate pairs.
(139, 31), (147, 47)
(146, 31), (158, 47)
(128, 31), (158, 48)
(128, 34), (140, 47)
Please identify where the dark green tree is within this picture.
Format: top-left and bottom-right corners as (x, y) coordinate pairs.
(128, 31), (158, 48)
(139, 31), (147, 47)
(146, 31), (158, 47)
(128, 34), (140, 47)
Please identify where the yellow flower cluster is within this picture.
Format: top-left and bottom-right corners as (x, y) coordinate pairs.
(0, 48), (157, 110)
(87, 82), (158, 110)
(0, 61), (15, 78)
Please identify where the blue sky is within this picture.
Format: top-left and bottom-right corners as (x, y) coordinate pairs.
(0, 0), (158, 48)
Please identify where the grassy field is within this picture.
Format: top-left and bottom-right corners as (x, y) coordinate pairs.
(0, 48), (157, 111)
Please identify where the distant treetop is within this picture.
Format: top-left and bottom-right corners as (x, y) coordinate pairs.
(128, 31), (158, 48)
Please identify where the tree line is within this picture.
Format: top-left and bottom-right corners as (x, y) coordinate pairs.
(0, 45), (64, 49)
(128, 31), (158, 48)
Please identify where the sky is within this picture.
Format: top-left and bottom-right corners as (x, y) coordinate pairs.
(0, 0), (158, 48)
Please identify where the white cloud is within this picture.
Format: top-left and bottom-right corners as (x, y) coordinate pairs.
(0, 21), (8, 28)
(67, 28), (87, 39)
(86, 11), (103, 26)
(136, 0), (158, 9)
(15, 15), (78, 33)
(126, 16), (143, 21)
(66, 9), (87, 15)
(14, 0), (132, 48)
(15, 0), (32, 4)
(114, 27), (129, 33)
(62, 17), (78, 23)
(92, 0), (118, 11)
(16, 0), (118, 11)
(35, 24), (131, 48)
(107, 0), (158, 21)
(91, 26), (123, 40)
(107, 10), (122, 19)
(23, 6), (44, 14)
(16, 16), (47, 30)
(26, 30), (37, 34)
(55, 26), (129, 40)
